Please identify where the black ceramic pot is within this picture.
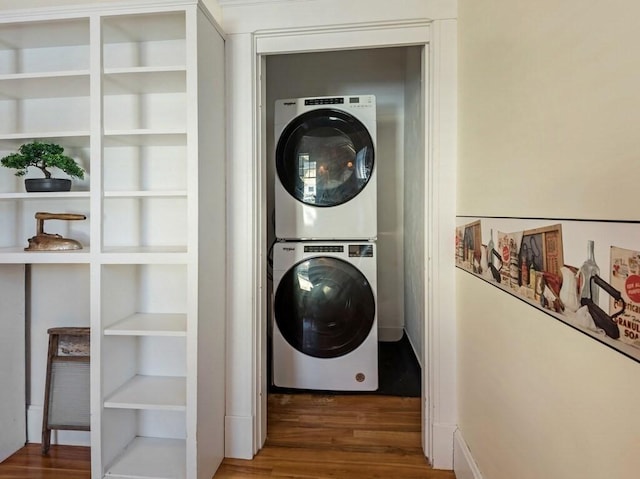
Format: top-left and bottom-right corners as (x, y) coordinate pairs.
(25, 178), (72, 192)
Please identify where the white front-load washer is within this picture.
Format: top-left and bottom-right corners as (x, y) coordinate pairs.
(272, 241), (378, 391)
(274, 95), (377, 240)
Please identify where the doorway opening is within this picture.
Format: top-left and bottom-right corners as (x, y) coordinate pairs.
(262, 44), (427, 451)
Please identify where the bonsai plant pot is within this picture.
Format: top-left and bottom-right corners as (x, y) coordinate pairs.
(25, 178), (72, 192)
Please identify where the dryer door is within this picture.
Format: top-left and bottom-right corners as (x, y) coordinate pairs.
(274, 256), (375, 358)
(276, 109), (374, 208)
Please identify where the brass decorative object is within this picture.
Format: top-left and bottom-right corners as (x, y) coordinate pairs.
(25, 212), (86, 251)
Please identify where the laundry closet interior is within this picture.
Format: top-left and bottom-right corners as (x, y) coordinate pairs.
(265, 45), (427, 397)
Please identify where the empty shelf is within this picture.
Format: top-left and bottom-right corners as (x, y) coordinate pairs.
(105, 436), (185, 479)
(104, 375), (186, 411)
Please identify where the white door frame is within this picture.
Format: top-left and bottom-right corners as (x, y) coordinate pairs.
(245, 18), (457, 468)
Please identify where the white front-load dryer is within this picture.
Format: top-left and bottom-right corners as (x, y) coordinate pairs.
(274, 95), (377, 240)
(272, 241), (378, 391)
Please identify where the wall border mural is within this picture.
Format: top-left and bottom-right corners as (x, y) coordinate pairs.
(456, 216), (640, 364)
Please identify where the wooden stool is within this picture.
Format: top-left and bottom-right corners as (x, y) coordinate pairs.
(41, 327), (90, 454)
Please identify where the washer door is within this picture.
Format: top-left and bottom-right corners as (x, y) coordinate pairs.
(276, 108), (374, 208)
(274, 257), (375, 359)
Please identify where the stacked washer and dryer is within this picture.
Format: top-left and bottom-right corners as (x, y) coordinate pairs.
(272, 95), (379, 391)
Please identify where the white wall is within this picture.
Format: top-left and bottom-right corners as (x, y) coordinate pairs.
(457, 0), (640, 478)
(458, 0), (640, 221)
(0, 265), (26, 462)
(27, 264), (91, 447)
(403, 46), (425, 363)
(457, 272), (640, 479)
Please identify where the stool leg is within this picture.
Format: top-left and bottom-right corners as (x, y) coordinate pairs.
(41, 334), (58, 454)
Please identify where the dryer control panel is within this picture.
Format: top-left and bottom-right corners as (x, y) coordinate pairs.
(304, 245), (344, 253)
(349, 244), (374, 257)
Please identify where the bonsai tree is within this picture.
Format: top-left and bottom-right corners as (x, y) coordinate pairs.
(1, 141), (84, 180)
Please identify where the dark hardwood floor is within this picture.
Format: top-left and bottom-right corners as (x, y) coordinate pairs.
(0, 394), (456, 478)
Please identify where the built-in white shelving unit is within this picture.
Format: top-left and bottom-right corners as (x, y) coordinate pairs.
(0, 2), (226, 478)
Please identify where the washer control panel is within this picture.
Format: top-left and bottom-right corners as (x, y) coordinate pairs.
(305, 97), (344, 105)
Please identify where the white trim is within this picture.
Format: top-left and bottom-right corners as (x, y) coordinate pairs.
(257, 19), (455, 465)
(219, 0), (303, 5)
(224, 415), (254, 459)
(425, 17), (457, 470)
(251, 20), (437, 460)
(454, 429), (485, 479)
(251, 37), (268, 455)
(0, 0), (201, 22)
(197, 2), (227, 40)
(224, 31), (258, 460)
(432, 422), (457, 469)
(220, 0), (457, 35)
(255, 20), (431, 54)
(378, 327), (405, 342)
(224, 15), (457, 465)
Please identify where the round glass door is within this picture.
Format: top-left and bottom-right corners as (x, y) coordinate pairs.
(274, 257), (376, 358)
(276, 109), (374, 207)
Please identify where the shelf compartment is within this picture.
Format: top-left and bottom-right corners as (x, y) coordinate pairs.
(103, 68), (186, 95)
(102, 138), (187, 193)
(100, 263), (188, 332)
(0, 132), (91, 149)
(0, 197), (89, 249)
(102, 12), (186, 71)
(104, 313), (186, 337)
(103, 130), (186, 147)
(0, 19), (90, 75)
(102, 197), (187, 250)
(105, 436), (185, 479)
(0, 72), (90, 100)
(0, 95), (90, 136)
(0, 141), (90, 194)
(103, 91), (186, 132)
(104, 375), (186, 411)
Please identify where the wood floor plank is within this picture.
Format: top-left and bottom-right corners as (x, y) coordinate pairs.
(0, 444), (91, 479)
(215, 446), (454, 479)
(215, 394), (455, 478)
(1, 395), (456, 478)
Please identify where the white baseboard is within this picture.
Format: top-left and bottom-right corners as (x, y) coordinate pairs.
(378, 326), (404, 342)
(454, 429), (484, 479)
(27, 405), (90, 447)
(225, 414), (254, 459)
(431, 422), (456, 469)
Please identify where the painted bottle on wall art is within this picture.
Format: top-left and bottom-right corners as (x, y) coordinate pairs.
(579, 240), (600, 305)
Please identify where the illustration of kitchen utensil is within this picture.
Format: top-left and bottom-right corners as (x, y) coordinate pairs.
(580, 275), (624, 339)
(488, 248), (502, 283)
